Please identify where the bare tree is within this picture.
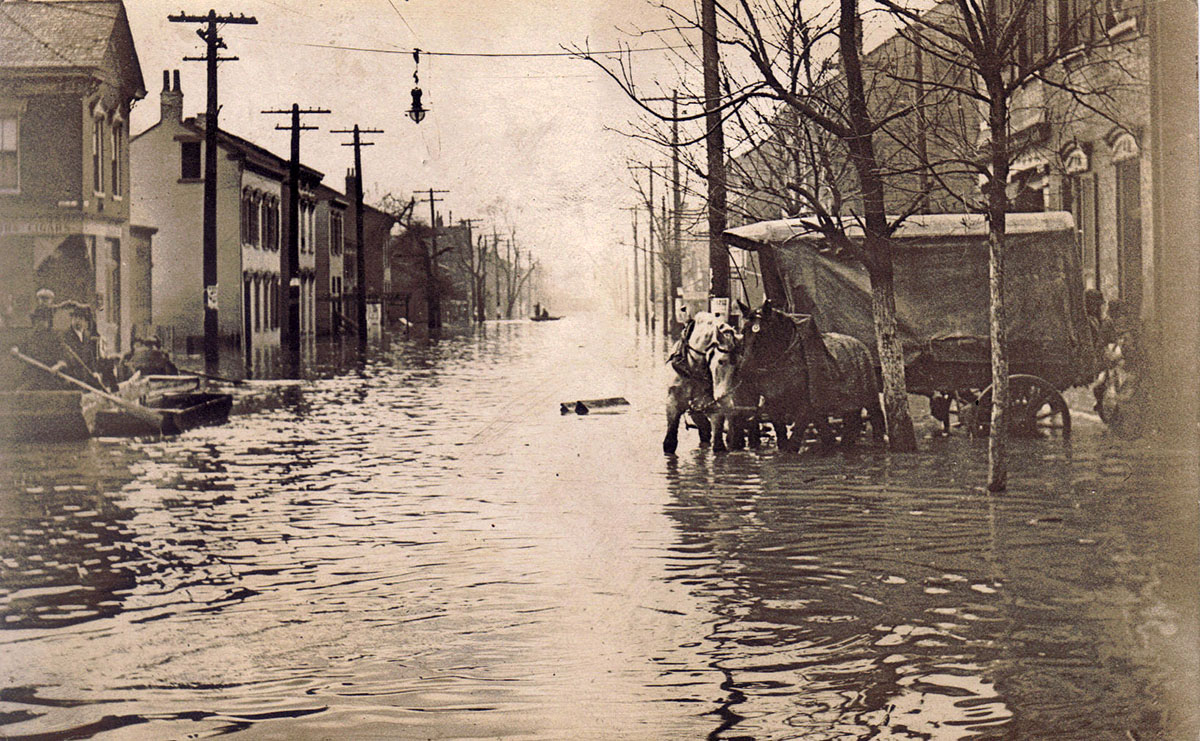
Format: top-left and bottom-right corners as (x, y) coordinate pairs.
(871, 0), (1143, 489)
(578, 0), (930, 451)
(453, 234), (491, 323)
(496, 231), (537, 319)
(377, 193), (459, 331)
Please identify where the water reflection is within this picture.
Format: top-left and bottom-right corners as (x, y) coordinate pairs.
(0, 316), (1194, 739)
(662, 435), (1197, 740)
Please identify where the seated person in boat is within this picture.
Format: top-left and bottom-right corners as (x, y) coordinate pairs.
(15, 306), (71, 390)
(118, 335), (178, 380)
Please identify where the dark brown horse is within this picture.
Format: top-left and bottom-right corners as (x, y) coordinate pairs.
(728, 301), (884, 451)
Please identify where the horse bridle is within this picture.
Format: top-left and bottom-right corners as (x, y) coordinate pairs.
(741, 313), (805, 379)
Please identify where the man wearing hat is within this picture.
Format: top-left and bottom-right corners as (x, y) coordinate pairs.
(119, 334), (177, 380)
(58, 304), (108, 389)
(13, 303), (77, 390)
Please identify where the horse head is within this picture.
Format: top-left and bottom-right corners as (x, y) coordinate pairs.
(708, 324), (742, 402)
(739, 300), (798, 374)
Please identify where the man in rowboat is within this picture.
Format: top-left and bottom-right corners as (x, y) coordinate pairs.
(58, 304), (116, 391)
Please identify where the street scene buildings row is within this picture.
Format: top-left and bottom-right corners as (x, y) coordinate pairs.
(0, 1), (536, 375)
(674, 0), (1167, 338)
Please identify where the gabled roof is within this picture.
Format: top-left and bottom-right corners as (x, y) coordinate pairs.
(183, 114), (325, 185)
(0, 0), (145, 96)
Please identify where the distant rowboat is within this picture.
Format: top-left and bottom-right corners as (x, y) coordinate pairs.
(530, 315), (562, 322)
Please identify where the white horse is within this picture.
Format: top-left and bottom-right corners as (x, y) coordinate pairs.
(663, 312), (727, 454)
(707, 324), (762, 452)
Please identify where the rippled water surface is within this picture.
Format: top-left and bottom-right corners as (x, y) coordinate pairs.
(1, 315), (1196, 740)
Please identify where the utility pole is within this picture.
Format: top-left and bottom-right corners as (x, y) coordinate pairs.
(457, 218), (483, 322)
(263, 104), (330, 368)
(630, 163), (659, 332)
(330, 125), (383, 344)
(622, 206), (640, 326)
(415, 189), (449, 329)
(171, 9), (257, 376)
(492, 226), (501, 319)
(661, 193), (670, 333)
(671, 90), (683, 332)
(701, 0), (729, 310)
(505, 237), (514, 319)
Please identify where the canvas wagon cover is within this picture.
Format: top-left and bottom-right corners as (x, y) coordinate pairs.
(724, 212), (1099, 390)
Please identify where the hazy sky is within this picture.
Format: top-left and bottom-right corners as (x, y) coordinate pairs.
(125, 0), (694, 307)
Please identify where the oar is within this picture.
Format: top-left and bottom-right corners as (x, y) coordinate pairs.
(60, 340), (108, 391)
(182, 368), (246, 386)
(10, 348), (165, 429)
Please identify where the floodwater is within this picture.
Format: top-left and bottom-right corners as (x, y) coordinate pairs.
(0, 314), (1196, 740)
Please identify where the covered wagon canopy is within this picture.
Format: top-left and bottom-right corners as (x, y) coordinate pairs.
(723, 212), (1099, 393)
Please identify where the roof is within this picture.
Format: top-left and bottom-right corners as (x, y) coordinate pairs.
(183, 115), (325, 184)
(0, 1), (144, 95)
(724, 211), (1076, 251)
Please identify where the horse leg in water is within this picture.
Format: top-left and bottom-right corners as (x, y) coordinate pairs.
(774, 419), (796, 451)
(816, 416), (839, 447)
(663, 380), (690, 454)
(839, 408), (863, 447)
(691, 409), (713, 448)
(726, 414), (746, 450)
(709, 412), (727, 453)
(745, 417), (761, 449)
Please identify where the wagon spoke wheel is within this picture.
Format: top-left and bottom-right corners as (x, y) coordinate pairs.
(972, 374), (1071, 440)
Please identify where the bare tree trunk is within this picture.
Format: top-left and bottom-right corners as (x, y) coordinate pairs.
(839, 0), (918, 451)
(985, 80), (1010, 491)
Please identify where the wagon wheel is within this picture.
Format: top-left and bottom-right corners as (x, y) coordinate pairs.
(967, 374), (1071, 439)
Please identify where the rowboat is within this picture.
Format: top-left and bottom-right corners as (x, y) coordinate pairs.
(0, 388), (233, 440)
(88, 390), (233, 437)
(0, 390), (91, 440)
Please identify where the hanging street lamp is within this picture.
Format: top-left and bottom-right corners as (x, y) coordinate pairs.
(408, 48), (427, 124)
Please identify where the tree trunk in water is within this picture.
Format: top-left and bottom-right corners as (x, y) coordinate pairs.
(867, 257), (918, 451)
(985, 82), (1010, 492)
(838, 0), (918, 451)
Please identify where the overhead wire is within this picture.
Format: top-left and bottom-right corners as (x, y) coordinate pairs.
(294, 42), (688, 58)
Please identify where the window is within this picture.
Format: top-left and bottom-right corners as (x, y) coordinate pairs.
(242, 191), (259, 246)
(264, 198), (278, 251)
(331, 211), (344, 255)
(181, 141), (201, 179)
(260, 198), (270, 250)
(254, 276), (262, 332)
(0, 115), (17, 191)
(92, 117), (104, 194)
(300, 202), (309, 253)
(111, 120), (122, 196)
(1115, 154), (1142, 316)
(1064, 172), (1099, 289)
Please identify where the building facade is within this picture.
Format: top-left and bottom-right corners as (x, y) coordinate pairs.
(314, 182), (348, 336)
(727, 0), (1153, 321)
(131, 71), (322, 368)
(0, 0), (146, 353)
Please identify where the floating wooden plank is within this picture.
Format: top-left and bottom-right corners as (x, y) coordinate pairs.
(559, 397), (630, 415)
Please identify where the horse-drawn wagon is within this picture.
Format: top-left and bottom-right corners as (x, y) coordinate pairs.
(723, 212), (1101, 438)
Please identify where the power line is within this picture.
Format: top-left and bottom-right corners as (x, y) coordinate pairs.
(295, 42), (687, 58)
(382, 0), (417, 37)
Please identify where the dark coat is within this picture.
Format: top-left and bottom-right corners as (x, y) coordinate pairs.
(59, 327), (101, 385)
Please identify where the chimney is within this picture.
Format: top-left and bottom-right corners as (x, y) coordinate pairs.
(160, 69), (183, 123)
